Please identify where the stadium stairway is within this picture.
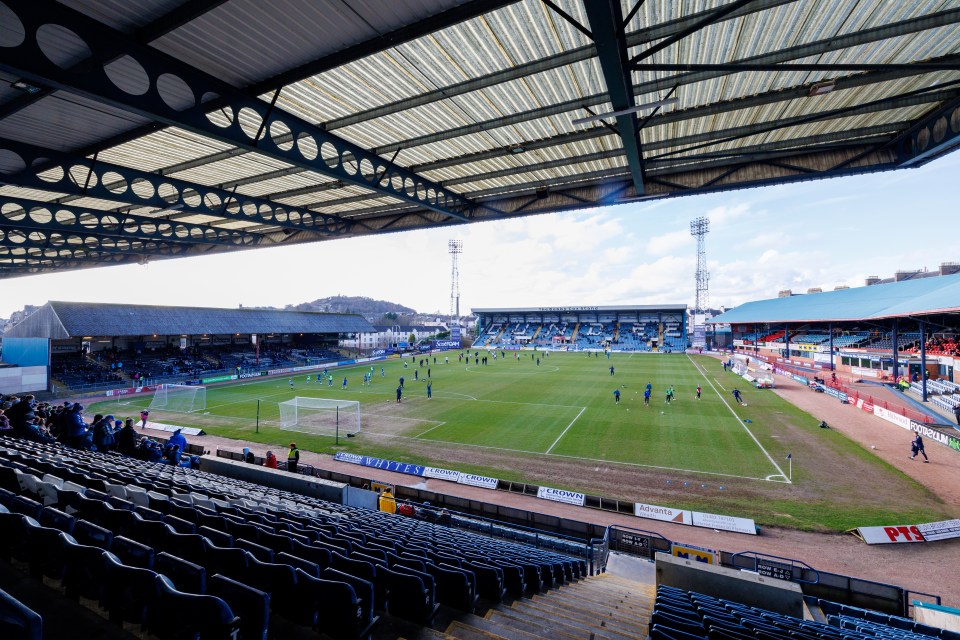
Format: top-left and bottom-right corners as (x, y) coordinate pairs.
(429, 573), (653, 640)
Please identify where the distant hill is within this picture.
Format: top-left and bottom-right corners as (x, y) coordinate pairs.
(287, 296), (416, 316)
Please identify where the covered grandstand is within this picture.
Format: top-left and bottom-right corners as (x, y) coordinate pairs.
(1, 301), (374, 392)
(711, 271), (960, 410)
(473, 304), (687, 351)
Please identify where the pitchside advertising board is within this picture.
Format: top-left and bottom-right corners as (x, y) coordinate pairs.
(432, 340), (461, 350)
(633, 501), (757, 535)
(536, 486), (586, 506)
(854, 519), (960, 544)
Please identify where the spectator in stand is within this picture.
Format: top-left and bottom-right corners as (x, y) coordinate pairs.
(117, 418), (139, 456)
(242, 447), (256, 464)
(954, 404), (960, 427)
(65, 403), (90, 449)
(93, 414), (117, 452)
(263, 450), (278, 469)
(0, 409), (11, 435)
(168, 428), (188, 453)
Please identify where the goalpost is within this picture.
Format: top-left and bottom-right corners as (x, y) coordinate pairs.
(148, 384), (207, 413)
(278, 397), (360, 436)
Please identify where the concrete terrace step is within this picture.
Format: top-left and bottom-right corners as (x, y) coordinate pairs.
(540, 585), (654, 617)
(487, 609), (617, 640)
(445, 616), (539, 640)
(525, 594), (652, 628)
(507, 600), (648, 640)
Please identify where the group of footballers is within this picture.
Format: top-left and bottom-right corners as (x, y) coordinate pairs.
(616, 382), (705, 406)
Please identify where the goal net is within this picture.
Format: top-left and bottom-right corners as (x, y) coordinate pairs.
(278, 397), (360, 436)
(148, 384), (207, 413)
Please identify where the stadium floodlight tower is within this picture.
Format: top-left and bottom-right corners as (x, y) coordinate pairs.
(449, 239), (463, 322)
(690, 216), (710, 349)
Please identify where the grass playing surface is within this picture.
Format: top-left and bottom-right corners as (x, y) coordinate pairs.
(89, 351), (953, 531)
(97, 351), (784, 481)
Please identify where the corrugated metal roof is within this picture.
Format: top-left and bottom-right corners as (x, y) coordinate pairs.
(710, 273), (960, 324)
(4, 301), (375, 338)
(1, 0), (959, 276)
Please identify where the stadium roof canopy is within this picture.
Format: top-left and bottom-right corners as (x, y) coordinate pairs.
(3, 301), (375, 339)
(710, 272), (960, 324)
(1, 1), (959, 278)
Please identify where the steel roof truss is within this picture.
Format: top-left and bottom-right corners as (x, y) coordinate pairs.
(0, 0), (472, 222)
(0, 138), (351, 236)
(581, 1), (646, 193)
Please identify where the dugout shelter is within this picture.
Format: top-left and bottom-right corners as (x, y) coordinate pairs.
(711, 270), (960, 401)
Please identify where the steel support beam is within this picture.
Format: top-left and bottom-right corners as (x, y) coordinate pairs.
(582, 1), (646, 193)
(895, 96), (960, 167)
(0, 138), (352, 236)
(0, 195), (266, 248)
(0, 0), (229, 122)
(628, 0), (757, 65)
(307, 127), (897, 211)
(0, 0), (472, 221)
(632, 61), (960, 73)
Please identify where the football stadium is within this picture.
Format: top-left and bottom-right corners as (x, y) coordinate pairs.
(2, 2), (960, 639)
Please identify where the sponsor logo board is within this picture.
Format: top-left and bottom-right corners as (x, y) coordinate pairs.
(874, 405), (912, 430)
(691, 512), (757, 535)
(332, 452), (425, 477)
(422, 467), (462, 482)
(432, 340), (462, 350)
(915, 519), (960, 542)
(856, 525), (926, 544)
(457, 473), (498, 490)
(634, 502), (691, 525)
(536, 486), (586, 506)
(671, 543), (715, 564)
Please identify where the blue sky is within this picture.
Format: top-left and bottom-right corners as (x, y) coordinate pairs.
(1, 150), (958, 320)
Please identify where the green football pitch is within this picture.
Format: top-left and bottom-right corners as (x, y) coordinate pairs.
(97, 351), (786, 482)
(89, 351), (954, 531)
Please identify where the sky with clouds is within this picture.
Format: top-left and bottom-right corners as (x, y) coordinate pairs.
(1, 150), (958, 320)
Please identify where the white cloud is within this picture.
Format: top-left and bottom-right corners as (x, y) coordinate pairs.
(645, 229), (692, 256)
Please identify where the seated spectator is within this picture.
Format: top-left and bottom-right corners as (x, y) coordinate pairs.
(166, 444), (182, 466)
(0, 409), (11, 435)
(263, 450), (278, 469)
(242, 447), (256, 464)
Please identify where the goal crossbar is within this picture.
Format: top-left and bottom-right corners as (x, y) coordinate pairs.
(278, 397), (360, 436)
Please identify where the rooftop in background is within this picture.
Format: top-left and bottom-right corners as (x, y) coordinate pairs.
(3, 301), (375, 339)
(710, 272), (960, 324)
(1, 1), (959, 278)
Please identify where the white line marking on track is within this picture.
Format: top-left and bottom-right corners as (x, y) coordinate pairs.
(689, 354), (792, 484)
(545, 406), (586, 454)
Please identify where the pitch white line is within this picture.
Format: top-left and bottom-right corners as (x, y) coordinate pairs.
(545, 406), (586, 454)
(363, 431), (777, 482)
(713, 378), (726, 391)
(412, 422), (448, 438)
(688, 354), (792, 484)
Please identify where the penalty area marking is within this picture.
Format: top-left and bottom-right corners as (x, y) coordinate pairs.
(545, 406), (586, 454)
(688, 354), (792, 484)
